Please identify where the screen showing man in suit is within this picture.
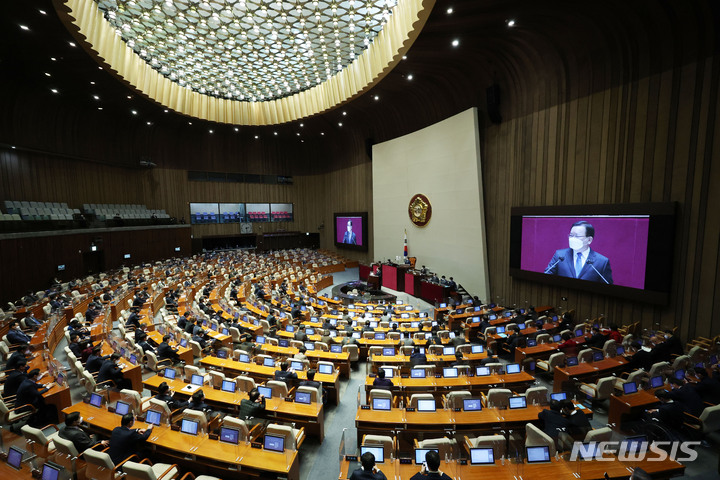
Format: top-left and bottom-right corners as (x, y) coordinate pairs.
(545, 221), (613, 284)
(336, 216), (363, 246)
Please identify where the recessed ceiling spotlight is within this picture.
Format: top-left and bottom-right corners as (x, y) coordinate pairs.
(407, 74), (414, 80)
(93, 95), (99, 100)
(446, 7), (453, 14)
(51, 88), (58, 94)
(255, 135), (259, 139)
(452, 39), (459, 47)
(296, 132), (300, 136)
(274, 131), (278, 136)
(97, 67), (102, 70)
(507, 19), (516, 27)
(374, 95), (379, 100)
(164, 109), (168, 113)
(44, 72), (51, 77)
(50, 57), (56, 61)
(98, 107), (103, 110)
(38, 9), (47, 15)
(320, 132), (325, 136)
(209, 129), (213, 133)
(402, 55), (407, 60)
(342, 111), (347, 116)
(188, 121), (192, 125)
(147, 121), (152, 125)
(90, 81), (95, 85)
(19, 25), (29, 31)
(68, 41), (76, 47)
(338, 122), (343, 127)
(234, 127), (239, 132)
(11, 146), (16, 149)
(127, 95), (132, 99)
(299, 123), (304, 127)
(131, 110), (137, 115)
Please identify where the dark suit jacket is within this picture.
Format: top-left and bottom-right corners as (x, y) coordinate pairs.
(410, 472), (452, 480)
(16, 379), (48, 410)
(7, 329), (32, 344)
(538, 409), (569, 439)
(238, 398), (265, 419)
(98, 360), (122, 385)
(59, 425), (96, 453)
(108, 426), (151, 464)
(86, 354), (107, 373)
(545, 248), (613, 284)
(274, 370), (298, 385)
(343, 231), (357, 245)
(4, 371), (28, 398)
(349, 468), (387, 480)
(157, 342), (179, 361)
(667, 385), (704, 416)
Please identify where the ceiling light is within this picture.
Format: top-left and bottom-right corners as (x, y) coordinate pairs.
(507, 19), (516, 27)
(51, 88), (58, 94)
(19, 25), (30, 31)
(90, 81), (95, 85)
(38, 9), (47, 15)
(147, 121), (152, 125)
(342, 111), (347, 116)
(127, 95), (132, 99)
(255, 135), (259, 139)
(407, 74), (413, 80)
(300, 123), (304, 127)
(131, 110), (137, 115)
(446, 7), (453, 14)
(234, 127), (239, 132)
(451, 39), (459, 47)
(274, 132), (278, 136)
(338, 122), (342, 126)
(188, 122), (193, 125)
(93, 95), (99, 100)
(209, 129), (213, 133)
(321, 132), (325, 135)
(296, 133), (300, 136)
(50, 57), (56, 61)
(374, 95), (379, 100)
(68, 41), (76, 47)
(98, 107), (103, 110)
(44, 72), (51, 77)
(11, 146), (16, 149)
(402, 55), (407, 60)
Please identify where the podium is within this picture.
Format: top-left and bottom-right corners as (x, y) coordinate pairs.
(404, 272), (424, 296)
(382, 264), (412, 291)
(420, 281), (450, 304)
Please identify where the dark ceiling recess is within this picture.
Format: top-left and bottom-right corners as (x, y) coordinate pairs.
(0, 0), (717, 172)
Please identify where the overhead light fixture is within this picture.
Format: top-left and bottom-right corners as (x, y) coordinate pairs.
(38, 9), (47, 15)
(44, 72), (51, 77)
(131, 110), (137, 115)
(68, 41), (76, 47)
(338, 122), (343, 126)
(255, 135), (259, 139)
(407, 74), (413, 80)
(51, 88), (58, 94)
(19, 25), (30, 31)
(507, 19), (516, 27)
(374, 95), (379, 100)
(446, 7), (453, 14)
(93, 95), (99, 100)
(452, 39), (459, 47)
(234, 127), (239, 132)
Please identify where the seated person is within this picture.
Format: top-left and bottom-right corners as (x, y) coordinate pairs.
(409, 346), (427, 368)
(274, 361), (298, 385)
(299, 369), (327, 404)
(17, 368), (58, 427)
(537, 399), (569, 440)
(154, 381), (188, 411)
(451, 351), (467, 368)
(59, 411), (108, 453)
(561, 399), (591, 439)
(4, 345), (30, 372)
(372, 368), (393, 390)
(188, 390), (217, 419)
(644, 389), (685, 430)
(157, 334), (181, 363)
(410, 449), (451, 480)
(585, 326), (607, 349)
(98, 353), (131, 390)
(350, 451), (387, 480)
(4, 361), (29, 398)
(666, 377), (704, 416)
(7, 322), (32, 345)
(238, 387), (266, 420)
(108, 413), (152, 464)
(86, 345), (109, 373)
(557, 332), (580, 357)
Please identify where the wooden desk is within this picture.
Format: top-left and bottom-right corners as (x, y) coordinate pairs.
(364, 371), (535, 398)
(200, 356), (341, 404)
(514, 342), (561, 363)
(553, 357), (629, 392)
(62, 402), (300, 480)
(260, 344), (351, 378)
(28, 355), (72, 412)
(100, 342), (143, 391)
(143, 375), (325, 442)
(608, 389), (660, 430)
(147, 331), (193, 365)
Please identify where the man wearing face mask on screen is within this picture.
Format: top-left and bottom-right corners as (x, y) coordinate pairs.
(545, 220), (613, 284)
(343, 220), (357, 245)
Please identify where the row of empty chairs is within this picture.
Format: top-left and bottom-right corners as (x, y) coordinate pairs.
(83, 203), (170, 220)
(3, 200), (79, 221)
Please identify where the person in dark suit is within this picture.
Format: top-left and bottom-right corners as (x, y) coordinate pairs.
(7, 322), (32, 345)
(628, 340), (655, 371)
(59, 411), (108, 453)
(645, 389), (685, 429)
(342, 220), (357, 245)
(154, 381), (188, 411)
(5, 346), (29, 372)
(98, 353), (130, 389)
(299, 369), (327, 404)
(108, 413), (152, 465)
(693, 368), (720, 403)
(86, 345), (108, 373)
(157, 335), (180, 363)
(562, 400), (591, 438)
(238, 388), (266, 419)
(545, 221), (613, 284)
(409, 450), (451, 480)
(372, 368), (393, 390)
(666, 377), (704, 416)
(17, 368), (58, 427)
(409, 347), (427, 368)
(3, 361), (29, 398)
(537, 400), (569, 440)
(349, 451), (387, 480)
(586, 326), (607, 349)
(274, 361), (298, 385)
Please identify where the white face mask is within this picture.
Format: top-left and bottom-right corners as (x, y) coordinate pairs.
(568, 237), (584, 251)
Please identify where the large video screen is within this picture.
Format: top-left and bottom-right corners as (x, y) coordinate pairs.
(334, 212), (368, 251)
(510, 203), (675, 304)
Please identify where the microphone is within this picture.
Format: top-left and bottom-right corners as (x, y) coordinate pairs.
(586, 259), (610, 284)
(544, 256), (565, 274)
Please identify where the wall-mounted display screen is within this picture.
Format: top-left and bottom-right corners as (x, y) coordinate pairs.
(270, 203), (293, 222)
(334, 212), (368, 251)
(219, 203), (245, 223)
(190, 203), (219, 224)
(509, 203), (675, 304)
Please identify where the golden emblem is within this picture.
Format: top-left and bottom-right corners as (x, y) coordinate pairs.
(408, 194), (432, 227)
